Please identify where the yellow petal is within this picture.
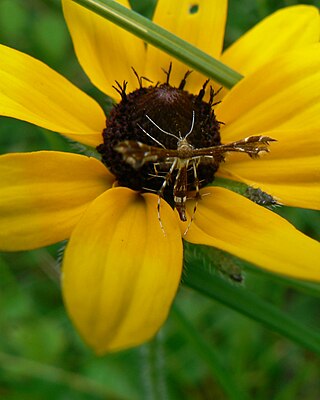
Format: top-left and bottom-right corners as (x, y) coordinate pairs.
(0, 151), (113, 251)
(218, 128), (320, 210)
(145, 0), (227, 92)
(216, 46), (320, 142)
(62, 0), (145, 99)
(62, 187), (183, 354)
(183, 187), (320, 281)
(0, 44), (105, 147)
(221, 5), (320, 76)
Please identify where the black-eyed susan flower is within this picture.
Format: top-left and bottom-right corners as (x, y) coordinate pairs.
(0, 0), (319, 354)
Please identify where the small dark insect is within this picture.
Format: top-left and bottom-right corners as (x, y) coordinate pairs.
(115, 111), (275, 231)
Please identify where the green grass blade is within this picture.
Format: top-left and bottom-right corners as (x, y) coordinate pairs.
(183, 243), (320, 355)
(243, 262), (320, 298)
(0, 352), (130, 399)
(172, 305), (250, 400)
(71, 0), (243, 88)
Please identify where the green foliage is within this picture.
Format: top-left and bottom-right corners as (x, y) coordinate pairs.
(0, 1), (319, 399)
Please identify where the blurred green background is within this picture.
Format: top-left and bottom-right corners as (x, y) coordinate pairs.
(0, 1), (319, 399)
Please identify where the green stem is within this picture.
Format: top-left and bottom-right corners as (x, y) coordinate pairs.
(153, 331), (169, 400)
(139, 334), (168, 400)
(71, 0), (243, 88)
(139, 344), (156, 399)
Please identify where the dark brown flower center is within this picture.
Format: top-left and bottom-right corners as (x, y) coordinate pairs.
(97, 70), (222, 207)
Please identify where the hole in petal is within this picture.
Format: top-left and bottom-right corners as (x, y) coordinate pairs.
(189, 4), (199, 14)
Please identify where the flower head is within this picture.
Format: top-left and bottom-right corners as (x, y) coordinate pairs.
(0, 0), (319, 354)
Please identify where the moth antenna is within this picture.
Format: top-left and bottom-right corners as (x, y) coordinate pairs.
(184, 110), (196, 140)
(145, 115), (180, 141)
(137, 123), (166, 149)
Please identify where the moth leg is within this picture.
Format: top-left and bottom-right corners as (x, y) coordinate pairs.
(192, 158), (202, 200)
(156, 158), (178, 235)
(174, 164), (189, 222)
(184, 159), (201, 235)
(153, 162), (160, 176)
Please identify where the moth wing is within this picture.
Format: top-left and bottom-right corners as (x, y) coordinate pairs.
(115, 140), (178, 169)
(192, 135), (276, 160)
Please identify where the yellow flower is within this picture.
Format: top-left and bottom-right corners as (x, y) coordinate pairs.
(0, 0), (319, 354)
